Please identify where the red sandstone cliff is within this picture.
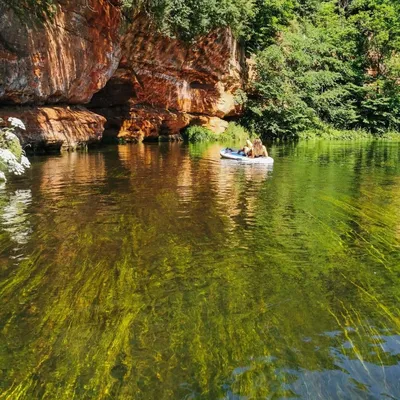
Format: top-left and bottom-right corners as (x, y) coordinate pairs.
(0, 0), (121, 151)
(90, 15), (247, 142)
(0, 107), (106, 153)
(0, 0), (121, 105)
(0, 5), (246, 150)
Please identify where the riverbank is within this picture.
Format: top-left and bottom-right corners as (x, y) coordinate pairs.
(297, 125), (400, 141)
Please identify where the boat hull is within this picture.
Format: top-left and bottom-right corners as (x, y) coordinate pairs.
(220, 149), (274, 164)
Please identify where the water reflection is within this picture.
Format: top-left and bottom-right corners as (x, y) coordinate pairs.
(1, 189), (32, 247)
(37, 152), (107, 200)
(0, 140), (399, 399)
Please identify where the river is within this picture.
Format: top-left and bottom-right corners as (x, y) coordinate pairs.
(0, 140), (399, 399)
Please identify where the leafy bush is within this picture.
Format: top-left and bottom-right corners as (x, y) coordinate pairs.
(247, 12), (359, 138)
(297, 125), (371, 141)
(121, 0), (256, 41)
(183, 126), (218, 142)
(183, 123), (255, 143)
(247, 0), (400, 138)
(219, 122), (255, 142)
(3, 0), (56, 21)
(0, 118), (31, 182)
(358, 85), (400, 134)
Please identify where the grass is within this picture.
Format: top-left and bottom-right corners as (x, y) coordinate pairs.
(298, 124), (400, 141)
(183, 123), (255, 143)
(183, 121), (400, 143)
(219, 122), (256, 142)
(184, 126), (218, 143)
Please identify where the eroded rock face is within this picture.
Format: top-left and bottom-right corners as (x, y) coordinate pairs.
(0, 107), (106, 152)
(121, 17), (245, 117)
(0, 0), (121, 105)
(90, 15), (246, 141)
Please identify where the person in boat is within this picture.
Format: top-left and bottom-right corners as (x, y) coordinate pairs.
(241, 139), (253, 156)
(240, 138), (268, 158)
(249, 138), (268, 158)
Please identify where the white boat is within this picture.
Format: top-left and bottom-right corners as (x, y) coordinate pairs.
(220, 148), (274, 164)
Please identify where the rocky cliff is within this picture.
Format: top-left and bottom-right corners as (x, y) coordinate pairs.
(0, 5), (246, 150)
(0, 0), (121, 151)
(0, 107), (106, 153)
(90, 15), (246, 142)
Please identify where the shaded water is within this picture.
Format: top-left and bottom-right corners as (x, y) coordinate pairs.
(0, 140), (400, 399)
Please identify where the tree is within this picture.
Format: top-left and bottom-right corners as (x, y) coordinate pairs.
(245, 0), (400, 137)
(3, 0), (56, 20)
(121, 0), (256, 41)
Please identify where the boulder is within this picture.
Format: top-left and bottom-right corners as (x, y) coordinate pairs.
(0, 107), (106, 152)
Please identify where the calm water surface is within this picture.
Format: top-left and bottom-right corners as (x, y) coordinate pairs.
(0, 141), (400, 399)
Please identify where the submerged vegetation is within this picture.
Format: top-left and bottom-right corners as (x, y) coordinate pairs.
(0, 142), (400, 398)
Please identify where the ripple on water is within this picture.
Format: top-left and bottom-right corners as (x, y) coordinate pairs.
(0, 141), (399, 400)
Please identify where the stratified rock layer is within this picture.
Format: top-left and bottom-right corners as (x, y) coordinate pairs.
(0, 107), (106, 153)
(0, 0), (121, 105)
(122, 17), (244, 117)
(90, 15), (246, 141)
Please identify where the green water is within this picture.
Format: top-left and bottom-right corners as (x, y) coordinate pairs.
(0, 141), (399, 399)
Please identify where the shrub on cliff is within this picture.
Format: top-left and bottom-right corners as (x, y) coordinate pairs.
(3, 0), (56, 20)
(219, 122), (255, 142)
(183, 126), (218, 142)
(0, 118), (31, 182)
(121, 0), (256, 40)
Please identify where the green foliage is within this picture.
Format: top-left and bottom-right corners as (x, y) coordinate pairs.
(359, 90), (400, 134)
(219, 122), (255, 142)
(247, 0), (400, 138)
(233, 89), (248, 106)
(298, 124), (371, 140)
(183, 123), (254, 143)
(348, 0), (400, 74)
(184, 125), (218, 142)
(245, 0), (296, 52)
(122, 0), (256, 40)
(245, 12), (356, 137)
(3, 0), (56, 20)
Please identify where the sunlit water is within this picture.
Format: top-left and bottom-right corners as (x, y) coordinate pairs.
(0, 141), (400, 399)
